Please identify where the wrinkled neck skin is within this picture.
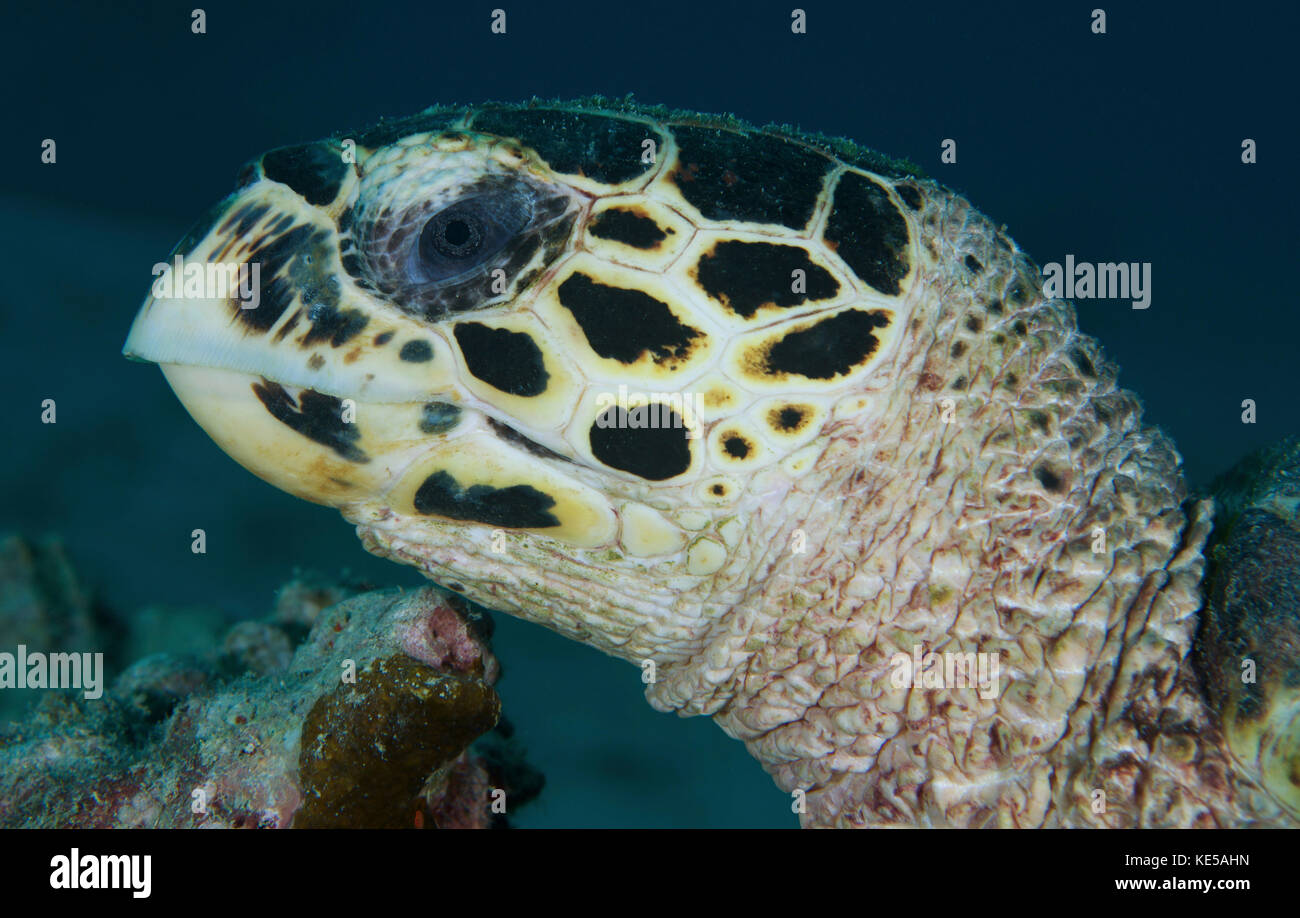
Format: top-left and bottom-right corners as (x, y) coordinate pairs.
(660, 190), (1292, 828)
(355, 187), (1293, 827)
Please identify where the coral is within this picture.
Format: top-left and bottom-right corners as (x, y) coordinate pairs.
(0, 572), (541, 828)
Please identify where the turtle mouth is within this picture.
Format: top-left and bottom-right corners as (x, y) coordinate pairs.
(149, 360), (616, 547)
(151, 362), (442, 508)
(483, 416), (573, 465)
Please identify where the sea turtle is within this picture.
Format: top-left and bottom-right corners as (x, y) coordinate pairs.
(123, 98), (1299, 828)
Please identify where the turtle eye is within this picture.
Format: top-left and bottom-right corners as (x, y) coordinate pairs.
(352, 171), (576, 320)
(415, 189), (533, 282)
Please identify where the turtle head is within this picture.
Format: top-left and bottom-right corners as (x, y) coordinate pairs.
(124, 102), (921, 680)
(124, 119), (589, 519)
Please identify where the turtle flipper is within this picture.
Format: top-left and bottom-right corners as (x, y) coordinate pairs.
(1197, 437), (1300, 820)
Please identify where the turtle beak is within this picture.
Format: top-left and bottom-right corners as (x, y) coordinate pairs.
(121, 190), (462, 508)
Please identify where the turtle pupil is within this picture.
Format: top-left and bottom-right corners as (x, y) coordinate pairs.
(425, 210), (484, 259)
(444, 219), (471, 247)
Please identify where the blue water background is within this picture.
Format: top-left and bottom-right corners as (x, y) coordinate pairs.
(1, 1), (1295, 826)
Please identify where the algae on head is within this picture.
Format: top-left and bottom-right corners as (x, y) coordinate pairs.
(343, 94), (925, 180)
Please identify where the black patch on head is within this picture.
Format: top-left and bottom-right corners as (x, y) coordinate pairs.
(1003, 372), (1018, 388)
(340, 252), (364, 280)
(233, 224), (329, 334)
(453, 323), (549, 396)
(470, 108), (660, 184)
(557, 273), (700, 366)
(217, 201), (272, 239)
(251, 380), (369, 463)
(589, 407), (692, 481)
(1034, 465), (1065, 493)
(1013, 320), (1028, 337)
(964, 254), (983, 274)
(588, 208), (669, 249)
(986, 299), (1004, 316)
(951, 341), (966, 358)
(266, 214), (296, 235)
(260, 142), (349, 207)
(695, 241), (840, 319)
(399, 339), (434, 363)
(710, 483), (727, 496)
(951, 376), (967, 390)
(965, 315), (983, 333)
(285, 229), (352, 344)
(669, 125), (831, 228)
(1070, 347), (1097, 378)
(759, 309), (890, 380)
(722, 436), (751, 459)
(413, 471), (560, 528)
(1027, 410), (1050, 434)
(486, 417), (569, 463)
(419, 402), (461, 434)
(770, 405), (807, 432)
(273, 308), (302, 343)
(353, 109), (465, 149)
(373, 330), (394, 346)
(302, 304), (369, 348)
(894, 183), (923, 211)
(823, 171), (911, 295)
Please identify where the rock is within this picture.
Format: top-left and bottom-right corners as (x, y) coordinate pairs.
(295, 652), (497, 828)
(0, 574), (541, 828)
